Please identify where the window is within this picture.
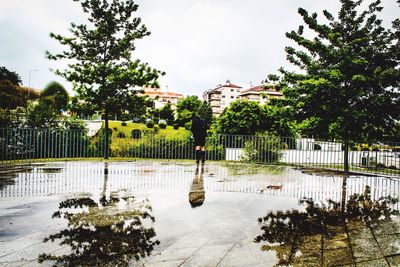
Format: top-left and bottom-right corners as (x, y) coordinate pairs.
(222, 95), (226, 98)
(231, 89), (234, 92)
(230, 96), (234, 99)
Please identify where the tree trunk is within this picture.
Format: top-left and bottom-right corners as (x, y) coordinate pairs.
(343, 139), (349, 174)
(104, 108), (110, 159)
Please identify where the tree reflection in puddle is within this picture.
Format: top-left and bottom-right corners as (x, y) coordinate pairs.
(255, 183), (399, 266)
(38, 195), (159, 266)
(38, 163), (159, 266)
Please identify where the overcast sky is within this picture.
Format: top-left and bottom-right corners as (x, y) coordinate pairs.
(0, 0), (398, 97)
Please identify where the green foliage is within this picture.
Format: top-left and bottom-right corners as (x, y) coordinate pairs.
(219, 100), (263, 135)
(158, 120), (167, 129)
(176, 96), (202, 126)
(47, 0), (163, 113)
(62, 116), (87, 132)
(270, 0), (400, 142)
(241, 135), (282, 163)
(159, 103), (174, 124)
(146, 120), (154, 128)
(0, 80), (27, 109)
(26, 98), (60, 128)
(0, 66), (21, 85)
(196, 101), (213, 127)
(41, 81), (69, 111)
(260, 99), (297, 138)
(0, 108), (25, 128)
(153, 124), (160, 134)
(184, 121), (192, 130)
(126, 95), (152, 122)
(69, 96), (96, 118)
(47, 0), (164, 157)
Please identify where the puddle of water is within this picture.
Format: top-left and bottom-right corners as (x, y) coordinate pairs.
(38, 193), (159, 266)
(254, 184), (399, 266)
(0, 160), (399, 266)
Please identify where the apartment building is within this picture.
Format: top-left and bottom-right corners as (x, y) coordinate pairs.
(142, 87), (183, 110)
(203, 82), (283, 116)
(239, 85), (283, 104)
(203, 81), (242, 116)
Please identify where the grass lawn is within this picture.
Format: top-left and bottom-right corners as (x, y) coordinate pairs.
(106, 120), (191, 140)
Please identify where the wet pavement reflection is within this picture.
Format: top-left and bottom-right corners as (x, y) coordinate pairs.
(38, 163), (159, 266)
(255, 178), (400, 266)
(189, 163), (205, 208)
(0, 161), (399, 266)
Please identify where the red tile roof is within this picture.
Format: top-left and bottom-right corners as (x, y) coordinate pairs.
(216, 82), (242, 89)
(240, 85), (282, 96)
(142, 87), (183, 98)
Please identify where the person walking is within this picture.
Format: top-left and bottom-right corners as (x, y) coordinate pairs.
(191, 115), (207, 163)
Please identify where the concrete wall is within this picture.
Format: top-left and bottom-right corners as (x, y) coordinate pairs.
(225, 148), (400, 168)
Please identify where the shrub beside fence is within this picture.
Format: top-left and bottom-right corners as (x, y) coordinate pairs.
(0, 128), (399, 177)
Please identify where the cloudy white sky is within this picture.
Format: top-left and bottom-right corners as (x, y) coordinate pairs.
(0, 0), (398, 97)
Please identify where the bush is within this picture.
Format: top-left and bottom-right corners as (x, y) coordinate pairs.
(158, 120), (167, 129)
(131, 129), (141, 139)
(388, 165), (397, 170)
(241, 136), (282, 163)
(154, 125), (160, 134)
(121, 122), (127, 126)
(371, 147), (379, 151)
(173, 123), (180, 130)
(184, 121), (192, 130)
(392, 147), (400, 152)
(376, 163), (385, 168)
(146, 120), (154, 128)
(361, 147), (370, 151)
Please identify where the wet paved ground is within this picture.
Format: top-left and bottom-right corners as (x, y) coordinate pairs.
(0, 160), (399, 266)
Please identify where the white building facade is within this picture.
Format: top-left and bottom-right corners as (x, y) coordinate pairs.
(203, 81), (242, 116)
(203, 82), (283, 116)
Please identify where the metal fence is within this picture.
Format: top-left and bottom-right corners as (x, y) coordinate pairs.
(0, 128), (399, 177)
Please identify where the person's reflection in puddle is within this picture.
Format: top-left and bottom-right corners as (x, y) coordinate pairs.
(189, 163), (205, 208)
(38, 162), (159, 266)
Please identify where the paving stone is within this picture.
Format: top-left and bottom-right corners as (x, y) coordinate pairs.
(375, 234), (400, 257)
(355, 258), (389, 267)
(348, 227), (374, 243)
(217, 240), (278, 267)
(346, 219), (367, 231)
(323, 247), (353, 267)
(349, 236), (377, 249)
(292, 255), (321, 267)
(166, 232), (210, 250)
(147, 247), (198, 264)
(324, 233), (349, 250)
(143, 260), (185, 267)
(180, 244), (232, 267)
(371, 220), (400, 236)
(352, 240), (384, 263)
(386, 255), (400, 266)
(0, 232), (44, 258)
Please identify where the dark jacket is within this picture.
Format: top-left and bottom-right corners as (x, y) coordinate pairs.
(191, 116), (207, 140)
